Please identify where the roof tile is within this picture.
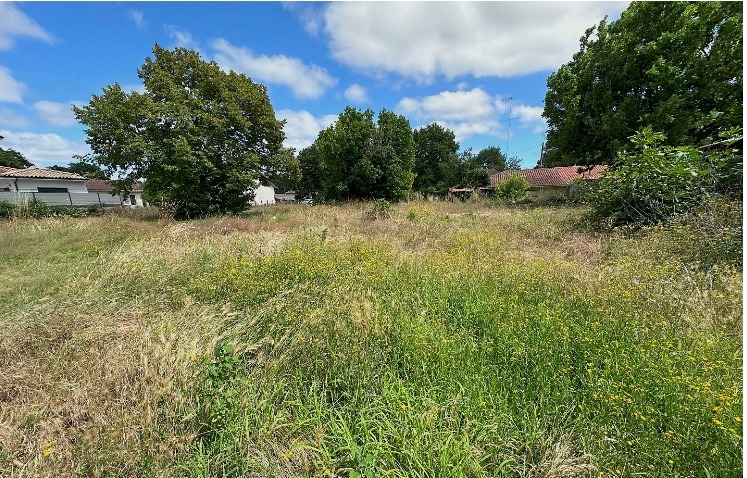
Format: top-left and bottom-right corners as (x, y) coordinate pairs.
(490, 165), (608, 188)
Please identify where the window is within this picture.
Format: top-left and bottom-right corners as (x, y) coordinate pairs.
(130, 194), (136, 205)
(0, 187), (9, 192)
(37, 187), (68, 193)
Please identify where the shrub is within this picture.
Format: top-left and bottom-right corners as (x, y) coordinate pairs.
(0, 199), (14, 219)
(531, 192), (567, 207)
(494, 173), (531, 203)
(585, 127), (742, 227)
(367, 199), (392, 219)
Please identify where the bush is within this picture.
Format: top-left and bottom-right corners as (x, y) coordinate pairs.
(367, 199), (392, 219)
(585, 127), (742, 227)
(494, 173), (531, 203)
(0, 200), (14, 219)
(530, 192), (567, 207)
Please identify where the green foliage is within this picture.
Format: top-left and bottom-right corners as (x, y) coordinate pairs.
(74, 44), (285, 219)
(494, 173), (531, 203)
(584, 127), (741, 227)
(0, 198), (96, 219)
(264, 147), (300, 192)
(297, 144), (322, 200)
(49, 155), (108, 179)
(543, 2), (743, 166)
(412, 123), (460, 196)
(317, 107), (415, 202)
(366, 198), (392, 220)
(0, 147), (32, 169)
(473, 146), (507, 171)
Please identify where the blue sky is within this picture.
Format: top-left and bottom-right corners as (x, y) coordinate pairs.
(0, 2), (628, 168)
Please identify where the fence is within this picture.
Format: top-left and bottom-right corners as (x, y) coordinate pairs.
(0, 191), (126, 208)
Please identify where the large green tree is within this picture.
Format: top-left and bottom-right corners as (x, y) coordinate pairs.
(473, 146), (507, 172)
(74, 44), (285, 218)
(297, 144), (322, 200)
(317, 107), (415, 201)
(0, 148), (32, 169)
(543, 2), (742, 166)
(50, 156), (108, 179)
(412, 123), (460, 196)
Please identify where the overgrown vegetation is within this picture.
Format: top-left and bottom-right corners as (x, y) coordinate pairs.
(0, 202), (740, 477)
(494, 173), (531, 203)
(0, 198), (104, 219)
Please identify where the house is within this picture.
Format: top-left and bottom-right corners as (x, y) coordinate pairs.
(0, 166), (87, 193)
(249, 183), (275, 205)
(275, 190), (296, 203)
(86, 179), (146, 207)
(0, 166), (146, 207)
(491, 165), (608, 197)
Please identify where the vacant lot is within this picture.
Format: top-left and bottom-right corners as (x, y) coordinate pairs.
(0, 202), (741, 477)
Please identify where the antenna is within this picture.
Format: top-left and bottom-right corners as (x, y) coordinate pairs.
(502, 97), (513, 156)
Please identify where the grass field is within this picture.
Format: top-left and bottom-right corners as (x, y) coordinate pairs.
(0, 202), (742, 477)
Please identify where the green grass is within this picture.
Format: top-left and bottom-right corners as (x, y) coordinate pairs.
(0, 202), (741, 477)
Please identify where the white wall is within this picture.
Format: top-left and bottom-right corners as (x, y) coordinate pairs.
(11, 178), (88, 193)
(249, 185), (275, 205)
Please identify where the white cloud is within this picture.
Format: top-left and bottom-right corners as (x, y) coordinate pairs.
(276, 109), (336, 151)
(0, 66), (25, 103)
(0, 130), (90, 167)
(33, 100), (83, 127)
(0, 3), (54, 50)
(283, 3), (325, 37)
(0, 106), (30, 129)
(397, 88), (494, 122)
(211, 38), (337, 99)
(128, 9), (145, 28)
(322, 2), (627, 80)
(397, 88), (546, 142)
(343, 84), (369, 104)
(165, 25), (201, 52)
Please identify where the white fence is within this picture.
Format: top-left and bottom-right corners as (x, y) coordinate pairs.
(0, 191), (126, 208)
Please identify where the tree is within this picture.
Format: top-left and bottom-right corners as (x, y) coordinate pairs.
(264, 147), (300, 192)
(543, 2), (743, 166)
(297, 144), (322, 200)
(473, 146), (507, 171)
(49, 155), (108, 179)
(494, 173), (531, 203)
(73, 44), (285, 218)
(412, 123), (460, 196)
(0, 148), (32, 169)
(316, 107), (415, 202)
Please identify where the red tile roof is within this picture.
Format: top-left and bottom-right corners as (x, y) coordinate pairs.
(490, 165), (608, 188)
(86, 179), (143, 191)
(0, 166), (86, 180)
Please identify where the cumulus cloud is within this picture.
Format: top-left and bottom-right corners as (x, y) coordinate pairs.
(128, 9), (145, 28)
(276, 109), (336, 151)
(0, 66), (25, 103)
(0, 3), (55, 50)
(0, 106), (30, 129)
(321, 2), (627, 81)
(33, 100), (83, 127)
(343, 84), (369, 104)
(0, 130), (90, 167)
(211, 38), (337, 99)
(397, 88), (546, 142)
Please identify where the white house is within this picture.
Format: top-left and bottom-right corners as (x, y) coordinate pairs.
(0, 166), (146, 207)
(249, 183), (275, 206)
(0, 166), (88, 193)
(86, 179), (146, 207)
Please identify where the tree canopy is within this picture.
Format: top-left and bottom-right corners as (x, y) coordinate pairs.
(543, 2), (743, 166)
(0, 148), (32, 169)
(412, 123), (460, 196)
(473, 146), (507, 172)
(50, 156), (108, 179)
(316, 107), (415, 202)
(74, 44), (285, 218)
(297, 144), (322, 200)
